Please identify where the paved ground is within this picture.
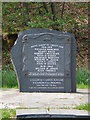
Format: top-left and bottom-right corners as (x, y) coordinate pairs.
(0, 89), (89, 110)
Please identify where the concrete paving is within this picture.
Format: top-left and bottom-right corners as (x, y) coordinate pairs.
(0, 89), (89, 110)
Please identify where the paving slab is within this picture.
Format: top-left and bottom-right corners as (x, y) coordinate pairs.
(16, 109), (90, 118)
(0, 89), (89, 110)
(16, 109), (89, 116)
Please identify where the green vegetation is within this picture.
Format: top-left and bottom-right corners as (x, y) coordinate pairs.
(74, 103), (90, 111)
(2, 50), (18, 88)
(76, 67), (89, 85)
(77, 84), (88, 89)
(0, 109), (16, 119)
(2, 69), (18, 88)
(76, 67), (89, 89)
(2, 3), (88, 34)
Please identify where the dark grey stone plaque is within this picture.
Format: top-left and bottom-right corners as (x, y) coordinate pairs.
(11, 28), (76, 92)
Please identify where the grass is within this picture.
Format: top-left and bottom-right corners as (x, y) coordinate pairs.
(74, 103), (90, 111)
(76, 67), (89, 89)
(77, 84), (88, 89)
(0, 109), (16, 119)
(2, 70), (18, 88)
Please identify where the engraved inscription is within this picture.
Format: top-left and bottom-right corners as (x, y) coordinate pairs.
(27, 44), (64, 76)
(29, 78), (64, 89)
(34, 44), (60, 72)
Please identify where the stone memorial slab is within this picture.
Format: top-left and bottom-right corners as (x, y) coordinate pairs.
(11, 28), (76, 92)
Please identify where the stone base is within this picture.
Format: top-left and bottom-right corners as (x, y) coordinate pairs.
(16, 109), (90, 119)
